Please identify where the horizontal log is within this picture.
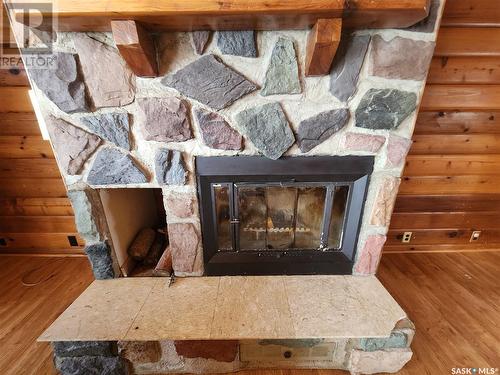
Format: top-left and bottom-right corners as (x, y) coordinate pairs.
(434, 28), (500, 57)
(390, 212), (500, 230)
(404, 155), (500, 176)
(0, 178), (68, 198)
(0, 87), (32, 112)
(415, 111), (500, 135)
(383, 243), (500, 253)
(394, 194), (500, 213)
(0, 247), (85, 256)
(427, 57), (500, 85)
(0, 136), (54, 158)
(9, 0), (430, 31)
(399, 175), (500, 195)
(0, 233), (84, 249)
(0, 64), (29, 87)
(0, 216), (77, 233)
(386, 229), (500, 245)
(410, 134), (500, 154)
(441, 0), (500, 27)
(0, 197), (73, 216)
(420, 85), (500, 111)
(0, 158), (61, 178)
(0, 112), (41, 136)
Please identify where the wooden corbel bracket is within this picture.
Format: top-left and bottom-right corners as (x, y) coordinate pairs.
(5, 0), (431, 78)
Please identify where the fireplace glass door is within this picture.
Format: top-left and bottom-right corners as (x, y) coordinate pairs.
(213, 182), (349, 253)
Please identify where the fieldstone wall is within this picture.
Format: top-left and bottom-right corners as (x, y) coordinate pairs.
(25, 2), (442, 279)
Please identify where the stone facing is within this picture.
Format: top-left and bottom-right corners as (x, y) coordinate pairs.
(355, 89), (418, 130)
(68, 190), (101, 243)
(169, 223), (201, 273)
(261, 37), (301, 96)
(235, 102), (295, 160)
(387, 134), (413, 168)
(217, 31), (257, 57)
(174, 340), (239, 362)
(191, 31), (211, 55)
(73, 34), (135, 108)
(80, 113), (131, 150)
(29, 52), (88, 113)
(370, 177), (401, 227)
(297, 109), (350, 153)
(46, 117), (101, 175)
(344, 132), (386, 153)
(155, 149), (187, 185)
(354, 235), (387, 275)
(162, 55), (258, 110)
(55, 355), (128, 375)
(194, 108), (243, 150)
(87, 148), (147, 185)
(330, 34), (371, 102)
(370, 36), (435, 80)
(84, 242), (115, 280)
(138, 97), (192, 142)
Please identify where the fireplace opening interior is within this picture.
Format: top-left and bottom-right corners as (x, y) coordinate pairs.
(98, 188), (167, 277)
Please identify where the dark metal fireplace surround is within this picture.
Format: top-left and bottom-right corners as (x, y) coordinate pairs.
(196, 156), (374, 276)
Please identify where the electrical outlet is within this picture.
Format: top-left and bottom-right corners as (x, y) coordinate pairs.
(470, 231), (481, 242)
(402, 232), (412, 243)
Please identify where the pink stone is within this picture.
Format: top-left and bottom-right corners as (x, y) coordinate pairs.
(370, 35), (435, 81)
(344, 132), (386, 153)
(119, 341), (162, 363)
(73, 34), (135, 108)
(168, 223), (200, 273)
(370, 177), (401, 227)
(165, 192), (197, 219)
(174, 340), (238, 362)
(46, 116), (101, 175)
(354, 235), (387, 275)
(386, 134), (412, 168)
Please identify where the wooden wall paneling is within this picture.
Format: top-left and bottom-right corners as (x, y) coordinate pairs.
(0, 233), (84, 249)
(434, 28), (500, 57)
(0, 158), (62, 178)
(383, 244), (500, 253)
(404, 155), (500, 176)
(0, 87), (32, 112)
(427, 57), (500, 85)
(390, 212), (500, 230)
(441, 0), (500, 27)
(410, 134), (500, 154)
(394, 194), (500, 213)
(0, 216), (77, 233)
(415, 111), (500, 135)
(0, 178), (68, 198)
(0, 198), (74, 216)
(420, 85), (500, 111)
(0, 136), (54, 158)
(386, 229), (500, 245)
(399, 175), (500, 195)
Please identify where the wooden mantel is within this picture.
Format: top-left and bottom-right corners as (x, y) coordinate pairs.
(5, 0), (430, 76)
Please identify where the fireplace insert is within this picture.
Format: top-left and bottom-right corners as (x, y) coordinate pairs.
(196, 156), (373, 276)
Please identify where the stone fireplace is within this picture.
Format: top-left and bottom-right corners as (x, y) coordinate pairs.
(12, 0), (444, 373)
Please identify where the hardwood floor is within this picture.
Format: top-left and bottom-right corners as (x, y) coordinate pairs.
(0, 252), (498, 374)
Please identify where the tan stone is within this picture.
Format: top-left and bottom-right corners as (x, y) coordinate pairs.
(119, 341), (162, 363)
(174, 340), (239, 362)
(386, 134), (412, 168)
(349, 348), (413, 374)
(344, 133), (386, 153)
(168, 223), (200, 273)
(370, 177), (401, 227)
(354, 235), (387, 275)
(165, 192), (197, 219)
(370, 35), (435, 81)
(153, 246), (173, 277)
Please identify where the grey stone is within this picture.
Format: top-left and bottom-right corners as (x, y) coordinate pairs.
(217, 31), (257, 57)
(191, 31), (211, 55)
(46, 116), (101, 175)
(297, 109), (350, 153)
(137, 97), (192, 142)
(162, 54), (257, 110)
(53, 341), (117, 358)
(67, 190), (101, 243)
(194, 108), (243, 150)
(87, 148), (147, 185)
(84, 242), (115, 280)
(155, 149), (187, 185)
(235, 102), (295, 160)
(73, 34), (135, 109)
(407, 0), (440, 33)
(80, 113), (130, 150)
(261, 37), (300, 96)
(55, 356), (127, 375)
(330, 34), (371, 102)
(360, 332), (408, 352)
(29, 52), (88, 113)
(355, 89), (417, 130)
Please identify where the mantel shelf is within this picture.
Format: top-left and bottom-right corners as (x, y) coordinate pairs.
(39, 275), (406, 342)
(6, 0), (430, 32)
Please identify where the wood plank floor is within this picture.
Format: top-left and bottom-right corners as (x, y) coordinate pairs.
(0, 252), (498, 374)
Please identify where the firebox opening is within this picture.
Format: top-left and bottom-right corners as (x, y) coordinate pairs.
(99, 188), (167, 276)
(197, 156), (374, 276)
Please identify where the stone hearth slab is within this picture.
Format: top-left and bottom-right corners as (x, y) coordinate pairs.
(39, 276), (406, 342)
